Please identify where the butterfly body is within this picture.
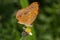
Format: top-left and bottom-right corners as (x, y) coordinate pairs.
(16, 2), (39, 26)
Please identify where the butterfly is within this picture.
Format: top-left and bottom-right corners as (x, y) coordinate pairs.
(16, 2), (39, 26)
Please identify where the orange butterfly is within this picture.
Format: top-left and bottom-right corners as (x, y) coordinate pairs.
(16, 2), (39, 26)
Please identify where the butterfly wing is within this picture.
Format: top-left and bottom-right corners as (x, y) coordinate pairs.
(16, 2), (39, 26)
(16, 9), (26, 22)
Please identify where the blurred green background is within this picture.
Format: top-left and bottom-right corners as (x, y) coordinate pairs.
(0, 0), (60, 40)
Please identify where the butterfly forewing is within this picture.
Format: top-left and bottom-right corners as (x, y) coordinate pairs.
(16, 2), (39, 26)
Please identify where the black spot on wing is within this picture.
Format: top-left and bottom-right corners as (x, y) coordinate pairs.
(24, 9), (30, 15)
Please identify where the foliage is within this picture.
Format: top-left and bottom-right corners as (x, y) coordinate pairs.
(0, 0), (60, 40)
